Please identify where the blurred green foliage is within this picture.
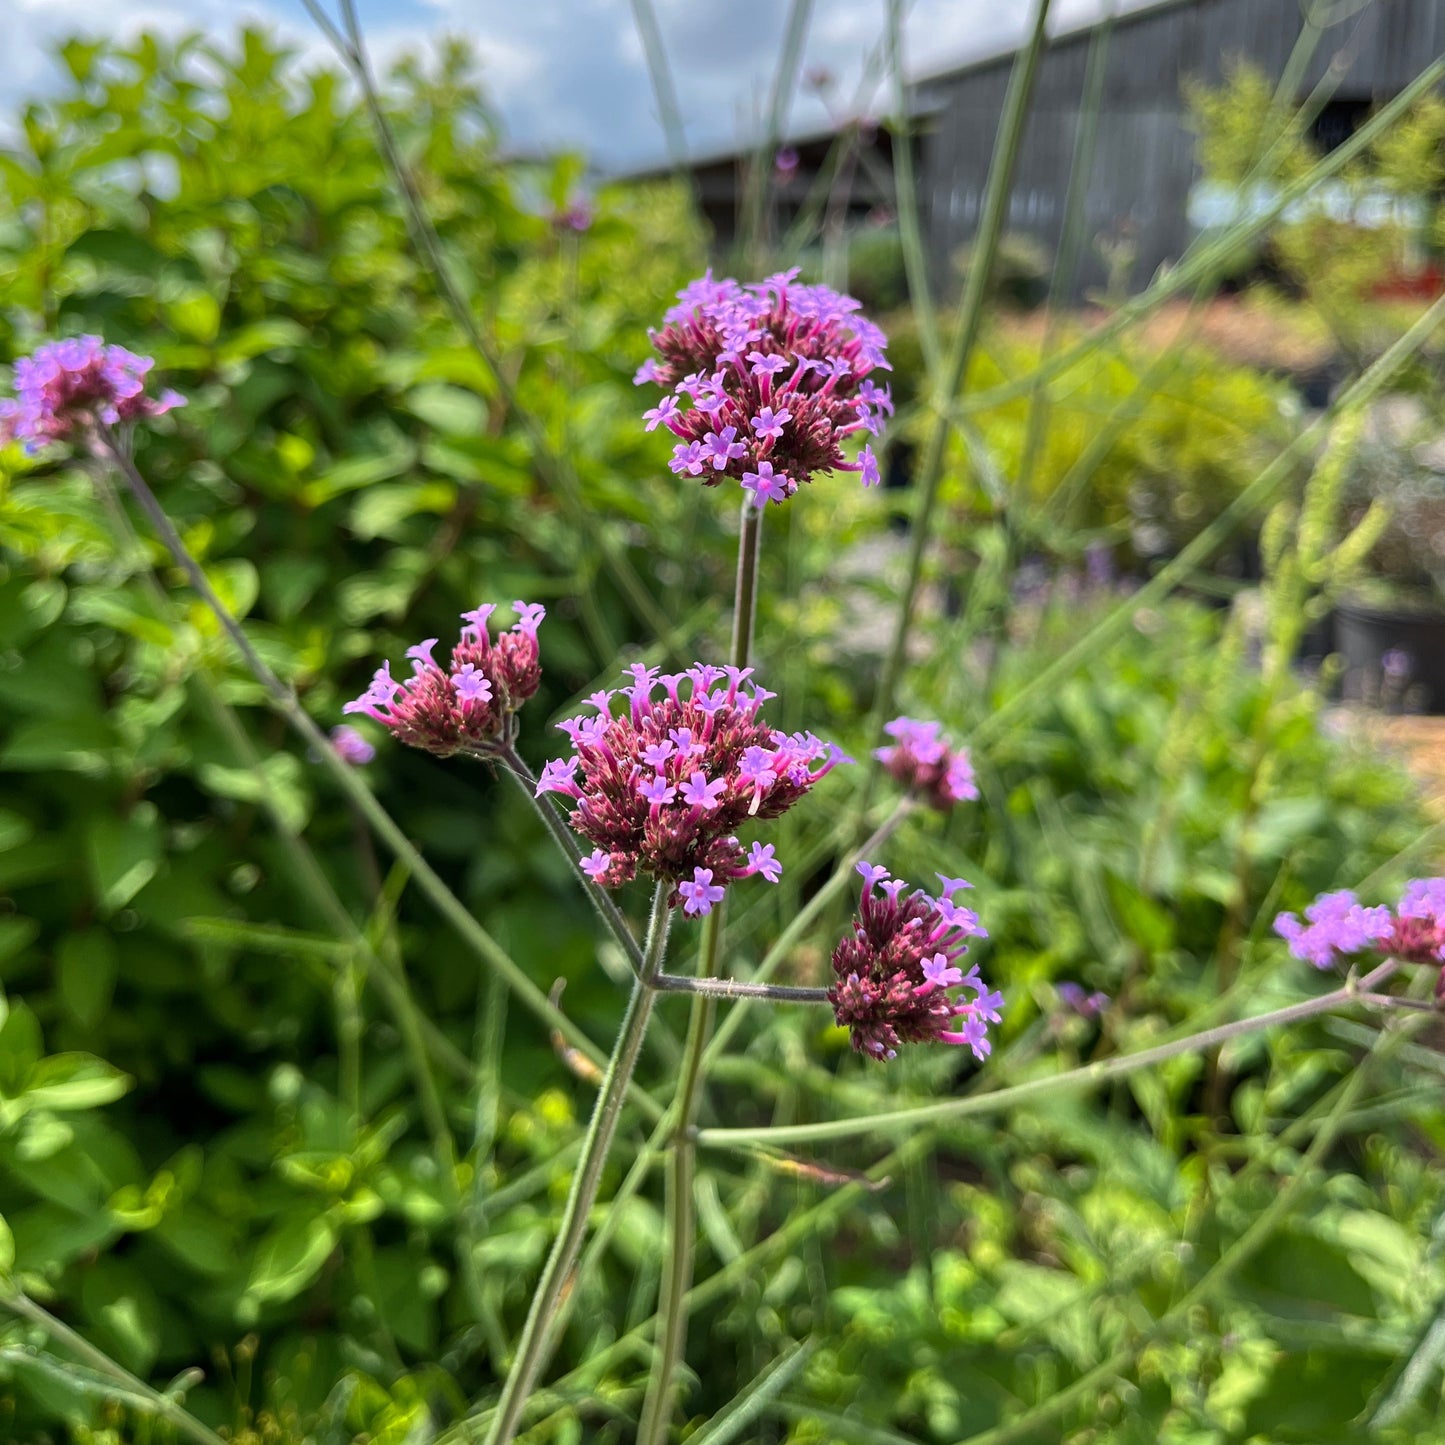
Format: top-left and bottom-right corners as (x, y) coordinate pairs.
(0, 24), (1443, 1445)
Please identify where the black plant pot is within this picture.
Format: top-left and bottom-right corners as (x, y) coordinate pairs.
(1335, 599), (1445, 714)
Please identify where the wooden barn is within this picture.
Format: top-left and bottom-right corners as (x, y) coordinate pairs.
(629, 0), (1445, 298)
(918, 0), (1445, 296)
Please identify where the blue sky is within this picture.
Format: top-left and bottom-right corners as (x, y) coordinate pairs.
(6, 0), (1119, 170)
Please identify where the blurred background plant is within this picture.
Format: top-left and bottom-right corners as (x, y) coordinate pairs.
(2, 8), (1445, 1445)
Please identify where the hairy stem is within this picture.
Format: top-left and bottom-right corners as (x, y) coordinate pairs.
(484, 883), (672, 1445)
(638, 498), (764, 1442)
(698, 961), (1408, 1147)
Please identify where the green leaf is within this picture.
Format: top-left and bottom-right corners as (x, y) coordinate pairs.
(245, 1214), (337, 1305)
(79, 1259), (163, 1374)
(301, 443), (417, 505)
(85, 806), (162, 914)
(0, 1001), (43, 1098)
(348, 481), (457, 541)
(56, 930), (119, 1031)
(0, 917), (39, 966)
(24, 1054), (131, 1112)
(0, 715), (112, 773)
(0, 809), (35, 853)
(166, 291), (221, 344)
(1103, 871), (1175, 955)
(405, 383), (488, 435)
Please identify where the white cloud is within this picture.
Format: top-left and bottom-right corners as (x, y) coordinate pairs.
(0, 0), (1131, 172)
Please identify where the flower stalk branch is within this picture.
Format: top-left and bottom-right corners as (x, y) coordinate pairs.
(697, 960), (1412, 1149)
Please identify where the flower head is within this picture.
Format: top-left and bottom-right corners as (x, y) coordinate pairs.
(638, 269), (891, 503)
(330, 725), (375, 766)
(829, 865), (998, 1061)
(1, 336), (185, 453)
(876, 716), (978, 811)
(1275, 877), (1445, 971)
(342, 600), (543, 758)
(1273, 889), (1394, 969)
(1055, 982), (1109, 1019)
(540, 662), (847, 912)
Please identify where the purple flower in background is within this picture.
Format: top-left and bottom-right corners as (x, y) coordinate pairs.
(1055, 982), (1110, 1019)
(330, 725), (375, 766)
(1381, 648), (1413, 684)
(876, 716), (978, 812)
(1, 336), (185, 453)
(637, 268), (891, 503)
(830, 865), (999, 1062)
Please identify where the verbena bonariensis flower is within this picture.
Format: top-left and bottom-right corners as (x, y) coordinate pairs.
(1056, 982), (1109, 1019)
(876, 716), (978, 811)
(1274, 879), (1445, 969)
(635, 268), (891, 506)
(0, 336), (185, 453)
(330, 725), (375, 766)
(829, 863), (999, 1062)
(343, 602), (544, 758)
(535, 662), (848, 914)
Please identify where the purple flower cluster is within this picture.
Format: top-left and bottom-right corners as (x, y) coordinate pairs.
(536, 662), (848, 914)
(875, 716), (978, 812)
(343, 602), (544, 758)
(330, 725), (376, 766)
(1056, 982), (1109, 1019)
(1274, 878), (1445, 969)
(636, 268), (891, 506)
(0, 337), (185, 453)
(829, 863), (999, 1062)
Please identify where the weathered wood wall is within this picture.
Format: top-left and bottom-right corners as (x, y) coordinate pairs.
(918, 0), (1445, 297)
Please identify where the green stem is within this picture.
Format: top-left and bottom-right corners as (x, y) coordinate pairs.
(0, 1292), (227, 1445)
(637, 497), (763, 1442)
(739, 0), (815, 271)
(636, 916), (720, 1444)
(98, 433), (656, 1118)
(483, 883), (672, 1445)
(652, 973), (830, 1002)
(730, 501), (764, 666)
(886, 0), (939, 375)
(625, 0), (691, 181)
(863, 0), (1054, 796)
(698, 961), (1407, 1148)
